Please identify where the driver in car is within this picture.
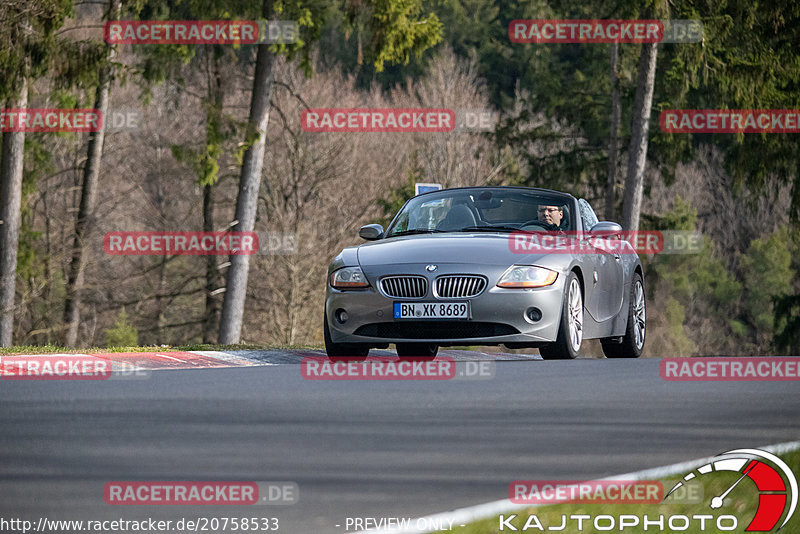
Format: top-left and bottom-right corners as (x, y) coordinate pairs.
(537, 205), (566, 231)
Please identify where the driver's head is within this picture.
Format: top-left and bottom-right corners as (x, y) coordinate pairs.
(538, 205), (563, 227)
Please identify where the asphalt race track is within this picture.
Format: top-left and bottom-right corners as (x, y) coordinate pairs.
(1, 351), (798, 533)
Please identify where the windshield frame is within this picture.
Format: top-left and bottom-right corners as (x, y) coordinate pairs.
(384, 187), (578, 237)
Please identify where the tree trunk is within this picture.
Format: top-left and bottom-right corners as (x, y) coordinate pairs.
(202, 50), (224, 343)
(0, 76), (28, 347)
(218, 3), (275, 345)
(622, 41), (658, 232)
(604, 41), (621, 221)
(156, 254), (167, 342)
(63, 0), (119, 347)
(203, 183), (221, 343)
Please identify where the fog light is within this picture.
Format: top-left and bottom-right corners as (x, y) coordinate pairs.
(526, 307), (542, 322)
(336, 309), (349, 324)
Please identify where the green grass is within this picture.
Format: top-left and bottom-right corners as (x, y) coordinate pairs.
(0, 343), (322, 356)
(453, 449), (800, 534)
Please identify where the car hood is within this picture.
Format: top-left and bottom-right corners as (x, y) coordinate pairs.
(356, 233), (561, 268)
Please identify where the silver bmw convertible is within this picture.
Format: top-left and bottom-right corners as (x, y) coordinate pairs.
(324, 186), (645, 359)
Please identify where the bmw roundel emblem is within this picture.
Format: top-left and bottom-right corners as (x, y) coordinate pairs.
(426, 264), (438, 272)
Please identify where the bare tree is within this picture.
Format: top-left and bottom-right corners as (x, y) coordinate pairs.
(622, 40), (658, 231)
(0, 76), (28, 346)
(219, 0), (444, 344)
(200, 48), (228, 343)
(243, 50), (508, 346)
(604, 41), (621, 221)
(63, 0), (120, 347)
(218, 30), (276, 344)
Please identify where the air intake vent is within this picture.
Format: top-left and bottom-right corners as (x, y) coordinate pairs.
(435, 275), (487, 298)
(380, 276), (428, 298)
(354, 322), (519, 339)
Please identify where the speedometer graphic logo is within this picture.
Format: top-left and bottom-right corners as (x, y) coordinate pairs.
(666, 448), (797, 531)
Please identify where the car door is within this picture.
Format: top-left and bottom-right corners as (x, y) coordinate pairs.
(578, 199), (624, 321)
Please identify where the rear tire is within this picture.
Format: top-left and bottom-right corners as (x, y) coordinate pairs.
(601, 272), (645, 358)
(539, 271), (583, 360)
(396, 343), (438, 360)
(324, 311), (369, 360)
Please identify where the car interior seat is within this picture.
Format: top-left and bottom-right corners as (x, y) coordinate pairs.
(436, 204), (477, 231)
(560, 204), (571, 230)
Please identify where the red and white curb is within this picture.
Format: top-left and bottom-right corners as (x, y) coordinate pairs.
(96, 350), (265, 371)
(0, 348), (539, 376)
(0, 350), (268, 375)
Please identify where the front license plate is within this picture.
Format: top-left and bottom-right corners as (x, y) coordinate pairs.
(393, 302), (470, 320)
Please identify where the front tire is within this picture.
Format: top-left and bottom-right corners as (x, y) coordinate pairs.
(539, 271), (583, 360)
(324, 311), (369, 359)
(601, 272), (645, 358)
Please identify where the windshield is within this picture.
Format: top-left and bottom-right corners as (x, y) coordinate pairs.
(385, 188), (573, 237)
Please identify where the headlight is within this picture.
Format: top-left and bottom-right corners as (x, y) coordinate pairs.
(330, 267), (370, 289)
(497, 265), (558, 288)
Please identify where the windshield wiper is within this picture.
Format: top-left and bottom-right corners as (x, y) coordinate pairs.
(459, 225), (521, 233)
(389, 229), (448, 237)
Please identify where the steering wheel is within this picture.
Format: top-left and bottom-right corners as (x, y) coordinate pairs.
(519, 220), (552, 231)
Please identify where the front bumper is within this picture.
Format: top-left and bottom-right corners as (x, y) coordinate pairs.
(325, 265), (566, 346)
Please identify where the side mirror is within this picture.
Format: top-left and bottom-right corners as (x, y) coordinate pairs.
(591, 221), (623, 237)
(359, 224), (384, 240)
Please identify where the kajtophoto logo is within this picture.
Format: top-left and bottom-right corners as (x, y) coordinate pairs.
(667, 448), (797, 531)
(499, 448), (797, 531)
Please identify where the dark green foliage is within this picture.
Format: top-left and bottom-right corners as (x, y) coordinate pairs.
(642, 197), (799, 354)
(774, 293), (800, 354)
(105, 307), (139, 347)
(0, 0), (73, 99)
(740, 227), (796, 337)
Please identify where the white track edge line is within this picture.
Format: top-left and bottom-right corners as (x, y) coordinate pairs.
(357, 439), (800, 534)
(188, 350), (274, 365)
